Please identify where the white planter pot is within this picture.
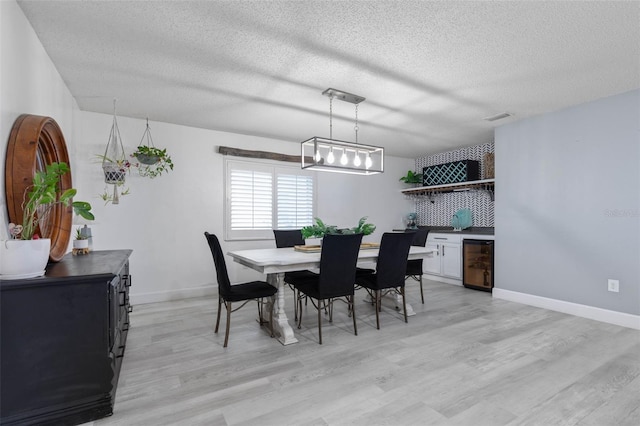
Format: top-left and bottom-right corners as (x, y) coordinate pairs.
(73, 239), (89, 249)
(0, 238), (51, 279)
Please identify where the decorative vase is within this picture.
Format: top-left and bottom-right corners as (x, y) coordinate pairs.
(0, 238), (51, 279)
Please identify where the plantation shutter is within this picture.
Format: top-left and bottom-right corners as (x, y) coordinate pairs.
(229, 168), (273, 230)
(276, 173), (314, 229)
(225, 159), (316, 240)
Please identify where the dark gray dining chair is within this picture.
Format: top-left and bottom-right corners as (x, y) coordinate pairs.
(355, 232), (414, 329)
(292, 233), (363, 344)
(405, 228), (429, 303)
(204, 232), (277, 348)
(273, 229), (318, 320)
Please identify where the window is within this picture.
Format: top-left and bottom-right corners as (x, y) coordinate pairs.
(225, 159), (316, 240)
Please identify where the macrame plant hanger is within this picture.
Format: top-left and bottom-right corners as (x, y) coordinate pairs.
(102, 99), (127, 204)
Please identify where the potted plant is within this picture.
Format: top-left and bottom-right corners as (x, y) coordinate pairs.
(1, 162), (94, 279)
(99, 155), (131, 184)
(73, 227), (89, 250)
(131, 145), (173, 178)
(301, 216), (376, 239)
(399, 170), (423, 186)
(131, 119), (174, 179)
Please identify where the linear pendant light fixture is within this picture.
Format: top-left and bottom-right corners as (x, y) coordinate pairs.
(301, 88), (384, 175)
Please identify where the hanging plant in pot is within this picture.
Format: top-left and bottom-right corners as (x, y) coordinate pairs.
(99, 99), (130, 204)
(131, 119), (174, 178)
(0, 162), (94, 279)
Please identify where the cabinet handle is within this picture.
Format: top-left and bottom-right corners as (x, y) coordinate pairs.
(442, 245), (445, 256)
(128, 305), (133, 313)
(117, 344), (126, 358)
(435, 237), (447, 240)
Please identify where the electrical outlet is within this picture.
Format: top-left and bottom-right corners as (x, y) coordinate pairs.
(607, 279), (620, 293)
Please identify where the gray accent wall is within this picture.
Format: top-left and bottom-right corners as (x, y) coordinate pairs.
(495, 89), (640, 315)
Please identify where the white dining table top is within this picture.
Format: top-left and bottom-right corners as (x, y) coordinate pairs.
(227, 246), (435, 275)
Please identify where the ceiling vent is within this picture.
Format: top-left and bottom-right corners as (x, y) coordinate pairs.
(483, 112), (512, 122)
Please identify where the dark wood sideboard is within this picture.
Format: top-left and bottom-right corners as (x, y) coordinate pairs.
(0, 250), (133, 425)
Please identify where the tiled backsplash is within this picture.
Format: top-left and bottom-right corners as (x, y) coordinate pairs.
(414, 142), (495, 227)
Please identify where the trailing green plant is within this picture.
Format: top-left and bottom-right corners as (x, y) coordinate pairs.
(12, 162), (94, 240)
(301, 216), (376, 239)
(131, 145), (173, 178)
(99, 186), (130, 205)
(399, 170), (423, 184)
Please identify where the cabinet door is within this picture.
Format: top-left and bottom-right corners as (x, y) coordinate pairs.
(441, 242), (461, 278)
(423, 242), (441, 275)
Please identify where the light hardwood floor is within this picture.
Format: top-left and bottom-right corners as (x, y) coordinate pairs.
(89, 281), (640, 426)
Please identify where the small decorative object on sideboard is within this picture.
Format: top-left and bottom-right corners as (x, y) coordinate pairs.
(0, 162), (94, 279)
(72, 227), (90, 255)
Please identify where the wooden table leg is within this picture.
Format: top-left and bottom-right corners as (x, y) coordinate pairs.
(267, 272), (299, 345)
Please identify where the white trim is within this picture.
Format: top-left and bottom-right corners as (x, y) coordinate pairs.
(131, 284), (216, 305)
(423, 273), (463, 286)
(493, 288), (640, 330)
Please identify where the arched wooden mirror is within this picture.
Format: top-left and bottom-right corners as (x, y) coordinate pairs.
(5, 114), (73, 262)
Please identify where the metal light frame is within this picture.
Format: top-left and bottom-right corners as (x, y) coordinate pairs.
(301, 88), (384, 175)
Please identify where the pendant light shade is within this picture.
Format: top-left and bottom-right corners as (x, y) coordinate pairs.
(301, 137), (383, 175)
(301, 88), (384, 175)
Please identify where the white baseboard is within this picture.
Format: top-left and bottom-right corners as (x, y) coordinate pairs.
(131, 284), (216, 305)
(493, 288), (640, 330)
(423, 273), (462, 286)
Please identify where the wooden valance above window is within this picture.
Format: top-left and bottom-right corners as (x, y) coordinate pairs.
(218, 146), (310, 164)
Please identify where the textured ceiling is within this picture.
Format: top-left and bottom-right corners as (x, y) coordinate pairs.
(17, 0), (640, 158)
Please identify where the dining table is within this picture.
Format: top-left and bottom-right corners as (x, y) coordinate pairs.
(227, 244), (436, 345)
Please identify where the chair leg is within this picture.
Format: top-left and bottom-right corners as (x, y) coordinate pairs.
(419, 275), (424, 304)
(317, 300), (323, 344)
(351, 295), (358, 336)
(223, 301), (232, 348)
(375, 290), (381, 330)
(401, 287), (408, 323)
(293, 287), (298, 321)
(214, 296), (222, 333)
(297, 293), (303, 330)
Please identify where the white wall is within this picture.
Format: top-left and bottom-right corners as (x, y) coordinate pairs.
(495, 89), (640, 317)
(76, 111), (413, 303)
(0, 0), (80, 240)
(1, 1), (414, 303)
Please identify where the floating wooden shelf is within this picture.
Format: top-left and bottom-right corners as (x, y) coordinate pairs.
(400, 178), (495, 201)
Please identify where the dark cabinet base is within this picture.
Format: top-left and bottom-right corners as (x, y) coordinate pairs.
(1, 250), (132, 426)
